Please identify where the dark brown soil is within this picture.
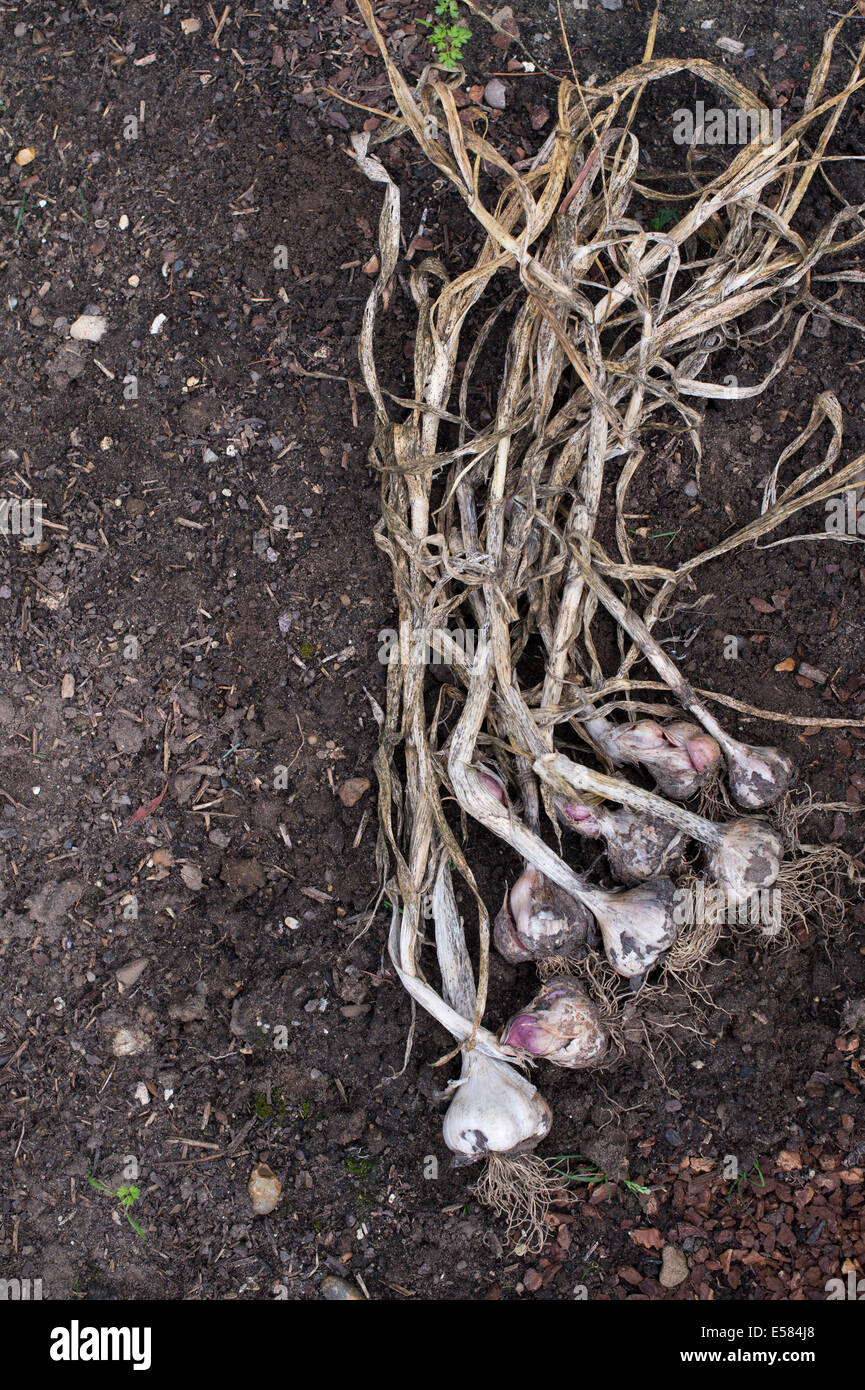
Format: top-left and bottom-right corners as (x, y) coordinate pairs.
(0, 0), (863, 1304)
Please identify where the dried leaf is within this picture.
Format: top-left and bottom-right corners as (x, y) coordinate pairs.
(180, 863), (203, 891)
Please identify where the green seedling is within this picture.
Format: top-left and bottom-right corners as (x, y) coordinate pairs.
(729, 1159), (765, 1201)
(649, 207), (679, 232)
(550, 1154), (652, 1204)
(648, 528), (680, 551)
(421, 0), (471, 70)
(725, 1159), (766, 1227)
(87, 1176), (146, 1240)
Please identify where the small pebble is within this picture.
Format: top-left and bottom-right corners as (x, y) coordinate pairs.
(659, 1244), (689, 1288)
(321, 1276), (364, 1301)
(110, 1025), (150, 1057)
(69, 313), (108, 342)
(248, 1162), (281, 1215)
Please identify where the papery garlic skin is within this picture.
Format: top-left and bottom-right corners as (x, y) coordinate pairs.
(723, 744), (794, 811)
(705, 817), (782, 908)
(587, 715), (721, 801)
(594, 877), (678, 981)
(559, 800), (684, 884)
(493, 864), (592, 962)
(510, 864), (591, 955)
(493, 888), (534, 964)
(501, 978), (608, 1069)
(442, 1050), (552, 1160)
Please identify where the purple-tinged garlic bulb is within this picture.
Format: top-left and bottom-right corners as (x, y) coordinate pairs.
(501, 977), (608, 1069)
(586, 714), (722, 801)
(558, 799), (685, 884)
(494, 864), (591, 962)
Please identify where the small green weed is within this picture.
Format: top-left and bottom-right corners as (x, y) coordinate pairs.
(87, 1176), (146, 1240)
(550, 1154), (652, 1204)
(421, 1), (471, 69)
(649, 206), (678, 232)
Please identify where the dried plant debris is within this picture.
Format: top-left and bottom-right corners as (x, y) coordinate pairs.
(351, 0), (865, 1246)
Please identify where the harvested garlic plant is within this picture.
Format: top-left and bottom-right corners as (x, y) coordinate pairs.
(501, 977), (608, 1069)
(349, 18), (860, 1256)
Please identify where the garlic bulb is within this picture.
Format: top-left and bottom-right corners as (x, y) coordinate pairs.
(585, 714), (722, 801)
(570, 557), (793, 809)
(558, 799), (685, 884)
(705, 817), (782, 909)
(494, 863), (591, 961)
(501, 978), (608, 1069)
(443, 1050), (552, 1160)
(722, 744), (795, 812)
(493, 888), (534, 964)
(593, 877), (678, 983)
